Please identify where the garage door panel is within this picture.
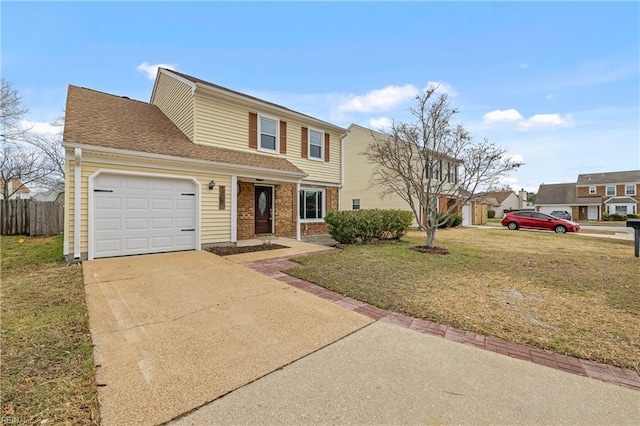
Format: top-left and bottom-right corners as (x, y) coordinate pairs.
(124, 218), (148, 231)
(95, 218), (121, 231)
(125, 198), (148, 210)
(96, 197), (121, 209)
(93, 174), (198, 258)
(152, 199), (173, 210)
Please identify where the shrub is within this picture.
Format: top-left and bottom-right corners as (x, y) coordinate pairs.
(437, 213), (463, 229)
(324, 209), (413, 244)
(626, 214), (638, 219)
(608, 213), (626, 221)
(487, 209), (496, 219)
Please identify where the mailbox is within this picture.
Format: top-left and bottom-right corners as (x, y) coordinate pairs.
(627, 219), (640, 257)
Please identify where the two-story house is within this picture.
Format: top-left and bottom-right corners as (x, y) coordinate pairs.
(340, 124), (484, 226)
(535, 170), (640, 220)
(575, 170), (639, 219)
(62, 69), (345, 261)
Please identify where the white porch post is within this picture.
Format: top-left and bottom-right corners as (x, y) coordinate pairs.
(73, 148), (82, 259)
(296, 182), (301, 241)
(231, 175), (237, 243)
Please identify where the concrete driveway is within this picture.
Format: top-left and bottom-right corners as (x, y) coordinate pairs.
(83, 251), (372, 426)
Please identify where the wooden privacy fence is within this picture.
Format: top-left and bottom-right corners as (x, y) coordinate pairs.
(0, 199), (64, 236)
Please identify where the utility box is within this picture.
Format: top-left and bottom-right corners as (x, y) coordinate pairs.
(627, 219), (640, 257)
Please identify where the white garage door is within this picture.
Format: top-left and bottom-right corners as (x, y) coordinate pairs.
(92, 174), (197, 259)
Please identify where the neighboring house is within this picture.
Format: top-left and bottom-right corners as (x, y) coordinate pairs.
(62, 68), (345, 261)
(340, 124), (483, 225)
(535, 170), (640, 220)
(477, 189), (528, 218)
(0, 179), (31, 200)
(32, 190), (64, 203)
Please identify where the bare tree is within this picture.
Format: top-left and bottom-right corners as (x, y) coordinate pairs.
(0, 79), (65, 197)
(0, 143), (53, 198)
(365, 88), (522, 248)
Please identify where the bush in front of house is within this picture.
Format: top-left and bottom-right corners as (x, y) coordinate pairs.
(437, 213), (463, 228)
(607, 213), (627, 221)
(487, 209), (496, 219)
(324, 209), (414, 244)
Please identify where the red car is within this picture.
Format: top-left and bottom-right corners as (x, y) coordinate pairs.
(501, 211), (580, 233)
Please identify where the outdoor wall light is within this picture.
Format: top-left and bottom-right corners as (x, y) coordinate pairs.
(209, 180), (215, 190)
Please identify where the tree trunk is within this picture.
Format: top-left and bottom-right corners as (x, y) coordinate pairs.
(425, 227), (436, 248)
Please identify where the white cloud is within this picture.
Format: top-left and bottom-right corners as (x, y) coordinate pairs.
(482, 109), (572, 130)
(519, 62), (529, 69)
(425, 81), (459, 97)
(369, 117), (393, 130)
(545, 94), (554, 100)
(19, 120), (61, 135)
(505, 154), (525, 164)
(483, 109), (524, 124)
(519, 113), (572, 129)
(337, 84), (418, 113)
(136, 61), (178, 81)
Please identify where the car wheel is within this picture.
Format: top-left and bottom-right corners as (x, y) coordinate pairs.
(507, 222), (518, 230)
(554, 225), (567, 234)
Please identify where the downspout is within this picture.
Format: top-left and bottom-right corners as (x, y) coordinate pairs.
(296, 181), (301, 241)
(73, 148), (82, 260)
(231, 175), (237, 243)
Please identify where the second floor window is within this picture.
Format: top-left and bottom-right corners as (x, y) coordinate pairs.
(260, 116), (278, 152)
(589, 186), (596, 194)
(626, 185), (636, 196)
(606, 186), (615, 196)
(309, 129), (323, 160)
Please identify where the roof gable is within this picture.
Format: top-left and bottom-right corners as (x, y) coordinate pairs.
(63, 85), (305, 176)
(159, 69), (345, 134)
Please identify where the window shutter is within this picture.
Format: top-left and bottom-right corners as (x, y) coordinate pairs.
(324, 133), (330, 162)
(280, 120), (287, 154)
(301, 126), (308, 158)
(249, 112), (258, 149)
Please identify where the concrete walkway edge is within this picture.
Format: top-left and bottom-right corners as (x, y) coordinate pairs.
(244, 253), (640, 392)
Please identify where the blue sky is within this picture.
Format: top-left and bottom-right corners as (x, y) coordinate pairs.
(2, 1), (638, 193)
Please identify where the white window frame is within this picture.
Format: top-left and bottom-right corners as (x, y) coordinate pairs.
(589, 186), (596, 194)
(299, 188), (325, 222)
(615, 205), (628, 215)
(625, 184), (636, 196)
(606, 185), (616, 196)
(352, 198), (360, 210)
(308, 128), (324, 161)
(258, 114), (279, 153)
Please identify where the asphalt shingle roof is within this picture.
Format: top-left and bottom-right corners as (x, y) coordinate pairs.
(63, 85), (306, 176)
(576, 170), (640, 185)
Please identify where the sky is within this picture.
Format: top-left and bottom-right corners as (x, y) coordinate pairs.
(2, 1), (639, 193)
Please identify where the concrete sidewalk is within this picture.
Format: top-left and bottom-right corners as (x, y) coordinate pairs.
(172, 321), (639, 425)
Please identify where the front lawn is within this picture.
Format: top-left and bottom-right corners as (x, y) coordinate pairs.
(1, 235), (99, 424)
(288, 228), (640, 371)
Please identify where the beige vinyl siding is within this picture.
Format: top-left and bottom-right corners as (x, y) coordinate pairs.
(66, 151), (232, 255)
(194, 93), (341, 184)
(194, 95), (249, 151)
(342, 125), (415, 213)
(152, 72), (195, 140)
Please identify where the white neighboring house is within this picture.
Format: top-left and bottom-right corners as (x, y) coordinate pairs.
(0, 179), (31, 200)
(477, 189), (529, 218)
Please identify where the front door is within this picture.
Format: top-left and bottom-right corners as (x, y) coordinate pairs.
(254, 186), (273, 234)
(579, 206), (588, 221)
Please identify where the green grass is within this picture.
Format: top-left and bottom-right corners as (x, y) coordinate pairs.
(288, 228), (640, 371)
(1, 235), (99, 425)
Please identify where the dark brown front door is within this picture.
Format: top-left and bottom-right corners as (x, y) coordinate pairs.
(579, 206), (588, 221)
(254, 186), (273, 234)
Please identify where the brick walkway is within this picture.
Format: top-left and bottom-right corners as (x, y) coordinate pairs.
(244, 255), (640, 392)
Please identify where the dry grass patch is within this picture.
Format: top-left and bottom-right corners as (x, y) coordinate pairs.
(288, 228), (640, 371)
(1, 235), (99, 425)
